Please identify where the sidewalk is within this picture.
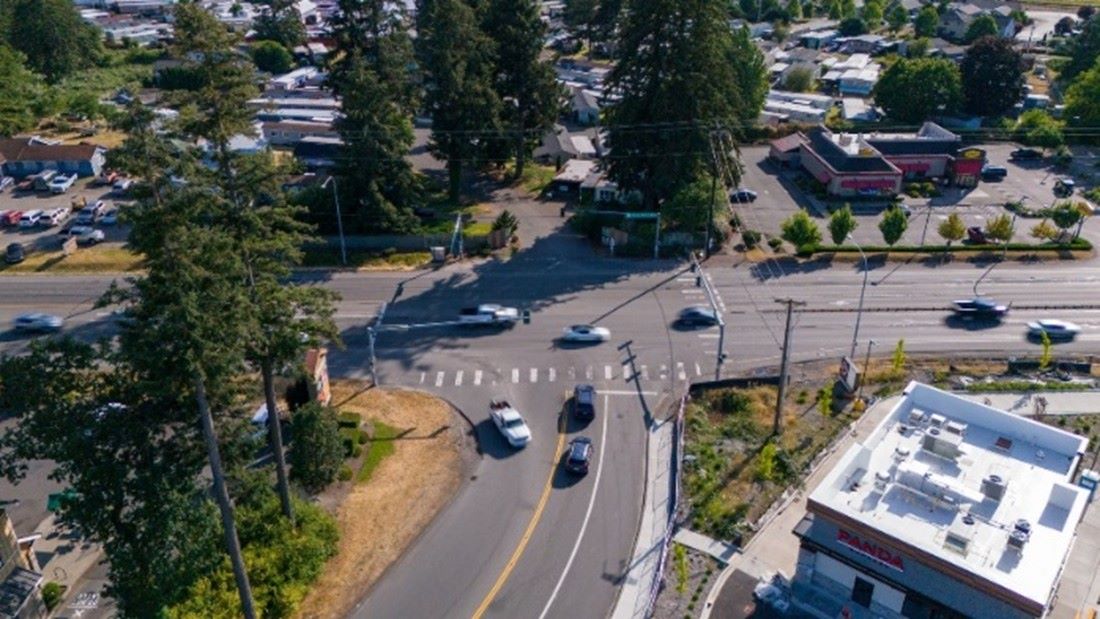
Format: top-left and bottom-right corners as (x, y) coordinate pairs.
(956, 390), (1100, 417)
(700, 396), (901, 619)
(610, 415), (677, 619)
(673, 528), (738, 565)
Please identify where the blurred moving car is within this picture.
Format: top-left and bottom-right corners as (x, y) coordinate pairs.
(677, 305), (719, 326)
(952, 298), (1009, 318)
(1027, 319), (1081, 340)
(730, 188), (758, 203)
(980, 165), (1008, 181)
(1009, 148), (1042, 161)
(4, 242), (24, 264)
(561, 324), (611, 343)
(13, 313), (63, 332)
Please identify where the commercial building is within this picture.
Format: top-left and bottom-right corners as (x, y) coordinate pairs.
(791, 382), (1091, 619)
(772, 122), (985, 197)
(0, 137), (107, 179)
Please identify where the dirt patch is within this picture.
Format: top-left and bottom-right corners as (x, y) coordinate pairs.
(652, 545), (720, 619)
(296, 383), (477, 618)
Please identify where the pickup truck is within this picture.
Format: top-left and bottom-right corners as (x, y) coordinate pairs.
(459, 304), (520, 325)
(952, 298), (1009, 318)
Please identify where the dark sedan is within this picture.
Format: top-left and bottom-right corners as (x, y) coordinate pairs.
(563, 437), (593, 475)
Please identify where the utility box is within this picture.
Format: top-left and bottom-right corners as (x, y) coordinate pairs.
(430, 246), (446, 263)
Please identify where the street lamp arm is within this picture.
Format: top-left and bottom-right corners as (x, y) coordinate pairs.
(848, 234), (869, 361)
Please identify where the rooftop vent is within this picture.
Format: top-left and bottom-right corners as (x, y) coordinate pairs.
(874, 471), (890, 492)
(945, 421), (967, 437)
(907, 409), (926, 426)
(930, 413), (947, 428)
(893, 446), (910, 463)
(981, 474), (1007, 502)
(1007, 529), (1029, 551)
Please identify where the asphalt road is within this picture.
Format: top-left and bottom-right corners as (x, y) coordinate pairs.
(2, 225), (1100, 618)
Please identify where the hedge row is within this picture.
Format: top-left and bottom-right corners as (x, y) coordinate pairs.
(814, 239), (1092, 254)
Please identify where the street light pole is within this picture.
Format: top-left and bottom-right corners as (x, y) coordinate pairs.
(322, 176), (347, 266)
(848, 234), (869, 361)
(857, 339), (876, 404)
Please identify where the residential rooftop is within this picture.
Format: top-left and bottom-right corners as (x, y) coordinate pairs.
(809, 382), (1090, 614)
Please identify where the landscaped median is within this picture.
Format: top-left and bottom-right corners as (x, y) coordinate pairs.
(809, 237), (1093, 260)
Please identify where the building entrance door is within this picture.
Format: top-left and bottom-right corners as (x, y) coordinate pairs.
(851, 577), (874, 608)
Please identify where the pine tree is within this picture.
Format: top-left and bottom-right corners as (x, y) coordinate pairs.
(418, 0), (503, 202)
(328, 0), (421, 232)
(253, 0), (306, 49)
(483, 0), (562, 178)
(606, 6), (767, 208)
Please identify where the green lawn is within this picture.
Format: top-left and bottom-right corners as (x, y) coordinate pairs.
(356, 421), (399, 484)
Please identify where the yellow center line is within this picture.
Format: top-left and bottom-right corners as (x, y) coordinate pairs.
(471, 407), (566, 619)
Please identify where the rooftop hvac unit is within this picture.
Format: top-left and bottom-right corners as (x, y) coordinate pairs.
(945, 421), (968, 437)
(922, 427), (963, 460)
(874, 471), (891, 492)
(981, 474), (1007, 501)
(893, 446), (911, 464)
(1007, 529), (1029, 551)
(930, 413), (947, 428)
(907, 409), (926, 426)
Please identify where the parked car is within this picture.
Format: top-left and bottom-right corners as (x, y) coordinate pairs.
(74, 201), (105, 225)
(38, 208), (69, 227)
(74, 228), (105, 246)
(4, 242), (24, 264)
(573, 384), (597, 420)
(678, 305), (719, 326)
(112, 179), (134, 194)
(18, 210), (42, 228)
(0, 210), (21, 227)
(14, 178), (34, 192)
(966, 226), (987, 244)
(981, 165), (1008, 181)
(489, 400), (532, 448)
(100, 209), (119, 225)
(561, 324), (611, 343)
(563, 437), (593, 475)
(0, 176), (13, 192)
(1027, 319), (1081, 340)
(730, 188), (758, 203)
(1009, 148), (1042, 161)
(32, 170), (58, 192)
(13, 313), (63, 333)
(92, 171), (119, 187)
(48, 173), (77, 194)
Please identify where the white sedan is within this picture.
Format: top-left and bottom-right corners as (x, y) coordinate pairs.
(1027, 319), (1081, 340)
(561, 324), (611, 343)
(13, 313), (64, 332)
(489, 401), (531, 448)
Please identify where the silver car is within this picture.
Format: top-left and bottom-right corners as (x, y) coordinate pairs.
(13, 313), (63, 332)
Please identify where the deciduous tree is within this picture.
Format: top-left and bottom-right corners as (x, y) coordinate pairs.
(964, 14), (998, 43)
(1030, 219), (1058, 242)
(251, 40), (294, 74)
(1050, 201), (1083, 238)
(1065, 57), (1100, 135)
(1062, 14), (1100, 83)
(914, 5), (938, 37)
(781, 210), (822, 251)
(937, 212), (965, 250)
(828, 204), (857, 245)
(253, 0), (306, 49)
(984, 213), (1015, 245)
(878, 206), (908, 246)
(3, 0), (101, 81)
(873, 57), (961, 123)
(0, 45), (44, 136)
(886, 2), (908, 32)
(960, 37), (1024, 117)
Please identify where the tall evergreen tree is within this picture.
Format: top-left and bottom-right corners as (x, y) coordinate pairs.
(418, 0), (502, 202)
(564, 0), (599, 52)
(328, 0), (420, 232)
(253, 0), (307, 49)
(960, 37), (1024, 117)
(606, 12), (766, 208)
(483, 0), (563, 178)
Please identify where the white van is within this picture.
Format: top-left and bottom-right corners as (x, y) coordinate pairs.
(18, 210), (42, 228)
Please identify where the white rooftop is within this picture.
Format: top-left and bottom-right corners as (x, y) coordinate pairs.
(810, 382), (1089, 611)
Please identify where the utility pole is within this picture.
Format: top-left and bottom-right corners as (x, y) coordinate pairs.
(691, 252), (727, 378)
(774, 298), (805, 435)
(857, 339), (876, 404)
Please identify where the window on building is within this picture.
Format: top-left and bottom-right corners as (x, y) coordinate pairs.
(852, 577), (874, 608)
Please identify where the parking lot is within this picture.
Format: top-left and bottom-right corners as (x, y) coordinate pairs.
(732, 142), (1095, 248)
(0, 177), (129, 257)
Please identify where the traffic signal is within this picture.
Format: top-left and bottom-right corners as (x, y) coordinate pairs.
(522, 309), (531, 324)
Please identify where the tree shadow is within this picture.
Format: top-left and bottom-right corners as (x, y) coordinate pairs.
(748, 255), (832, 282)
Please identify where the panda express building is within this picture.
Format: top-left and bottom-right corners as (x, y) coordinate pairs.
(770, 122), (986, 198)
(791, 383), (1090, 619)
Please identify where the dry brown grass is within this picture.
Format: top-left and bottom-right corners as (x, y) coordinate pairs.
(296, 383), (473, 619)
(0, 243), (143, 274)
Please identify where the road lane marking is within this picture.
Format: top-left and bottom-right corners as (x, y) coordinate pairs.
(677, 362), (686, 381)
(435, 371), (444, 387)
(622, 364), (631, 381)
(537, 394), (609, 619)
(697, 333), (720, 339)
(548, 368), (556, 382)
(598, 389), (659, 396)
(604, 365), (612, 380)
(419, 372), (426, 385)
(530, 368), (538, 383)
(474, 370), (483, 386)
(471, 400), (567, 619)
(585, 366), (593, 380)
(660, 365), (668, 379)
(512, 368), (520, 384)
(641, 365), (649, 380)
(695, 362), (702, 376)
(455, 370), (464, 387)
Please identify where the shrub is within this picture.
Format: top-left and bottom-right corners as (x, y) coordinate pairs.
(768, 237), (784, 250)
(742, 229), (762, 248)
(338, 465), (354, 481)
(290, 403), (347, 493)
(337, 412), (360, 429)
(381, 247), (397, 257)
(718, 390), (752, 415)
(357, 429), (370, 444)
(42, 582), (63, 610)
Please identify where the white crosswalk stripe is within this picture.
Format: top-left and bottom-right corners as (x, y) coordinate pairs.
(435, 371), (444, 387)
(695, 362), (702, 376)
(641, 365), (649, 380)
(568, 367), (576, 380)
(474, 370), (483, 386)
(604, 365), (613, 380)
(455, 370), (463, 386)
(677, 362), (686, 381)
(622, 364), (632, 381)
(512, 368), (520, 384)
(548, 367), (556, 382)
(585, 366), (593, 380)
(530, 368), (538, 383)
(419, 372), (426, 385)
(660, 365), (668, 380)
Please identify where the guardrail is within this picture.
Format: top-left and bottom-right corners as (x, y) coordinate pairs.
(642, 393), (688, 618)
